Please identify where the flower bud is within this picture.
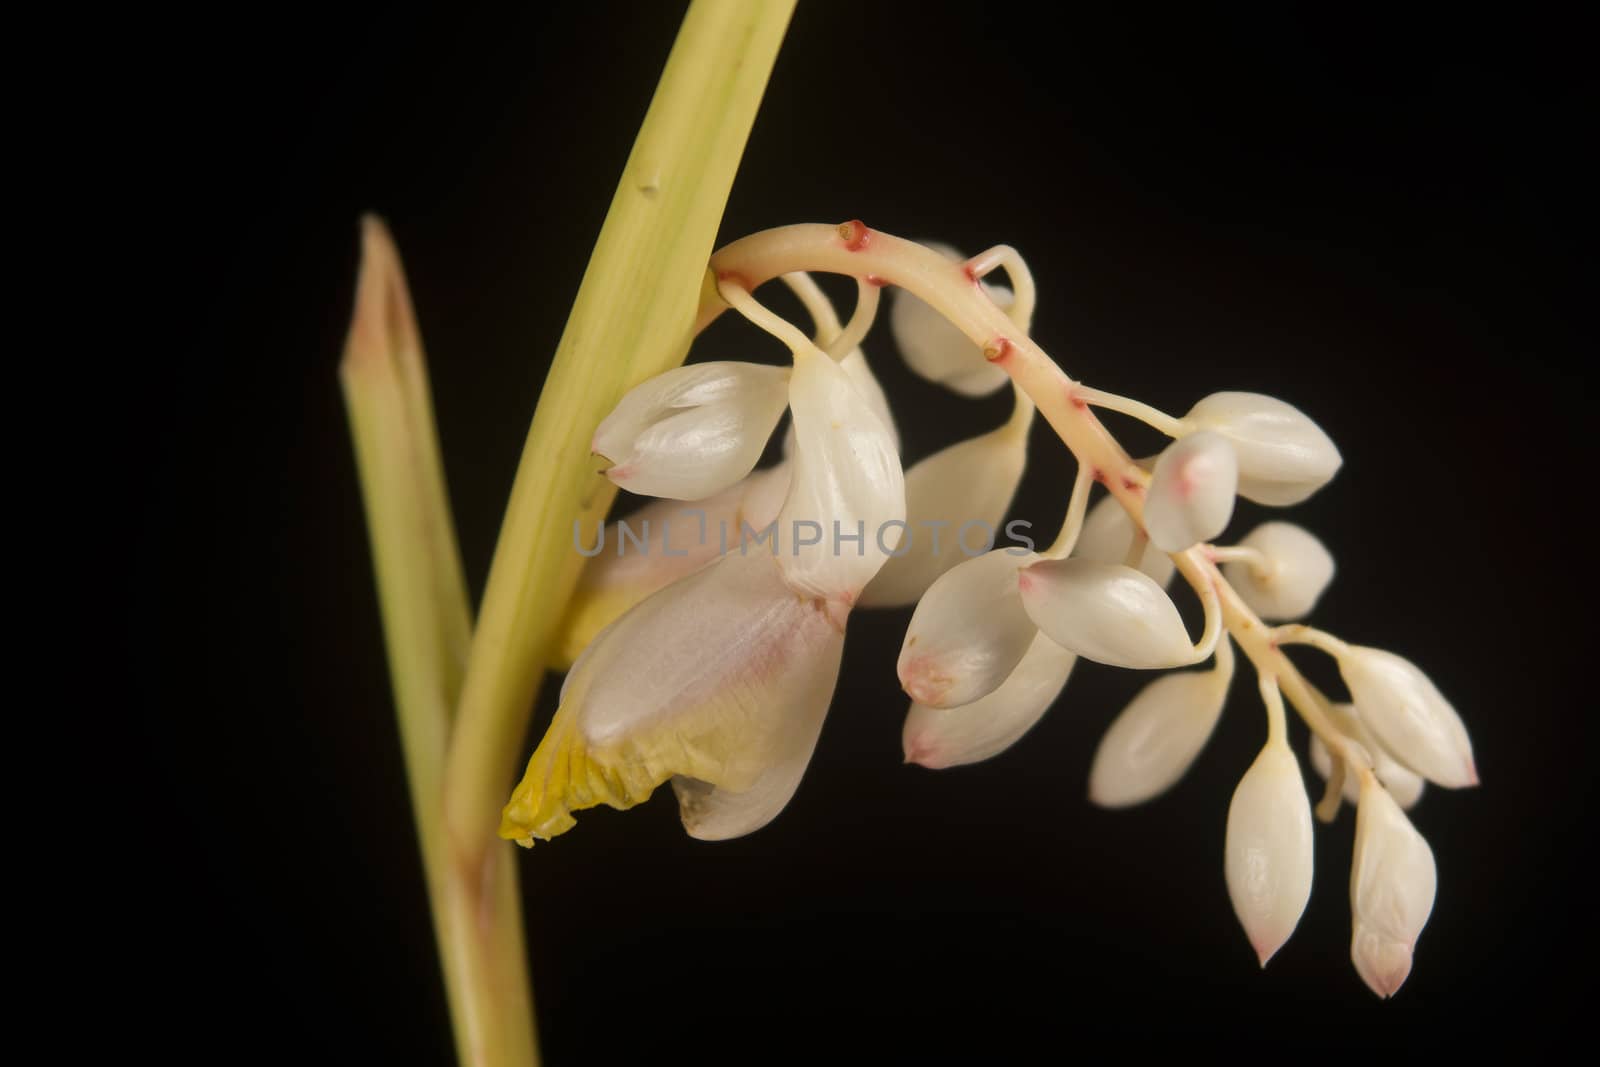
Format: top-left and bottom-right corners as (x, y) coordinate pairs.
(1337, 646), (1477, 788)
(861, 424), (1028, 608)
(595, 361), (790, 500)
(889, 242), (1012, 397)
(1223, 522), (1334, 621)
(781, 347), (899, 459)
(1018, 558), (1193, 670)
(1225, 739), (1315, 966)
(1308, 704), (1425, 810)
(779, 349), (905, 599)
(903, 634), (1077, 769)
(1350, 773), (1437, 997)
(1088, 663), (1230, 807)
(898, 549), (1040, 709)
(1144, 431), (1239, 551)
(502, 548), (845, 845)
(1181, 392), (1341, 506)
(1074, 493), (1174, 586)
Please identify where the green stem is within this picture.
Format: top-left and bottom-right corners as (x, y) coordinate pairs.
(342, 217), (532, 1066)
(346, 4), (793, 1061)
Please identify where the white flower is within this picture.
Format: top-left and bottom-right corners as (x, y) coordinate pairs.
(502, 548), (846, 843)
(1181, 391), (1341, 506)
(779, 347), (905, 598)
(1224, 735), (1315, 966)
(903, 634), (1076, 769)
(1018, 558), (1193, 670)
(889, 242), (1012, 397)
(1144, 430), (1239, 552)
(898, 549), (1040, 709)
(861, 421), (1028, 608)
(1223, 522), (1335, 621)
(1350, 772), (1437, 997)
(594, 360), (790, 500)
(1336, 646), (1477, 788)
(1088, 647), (1232, 807)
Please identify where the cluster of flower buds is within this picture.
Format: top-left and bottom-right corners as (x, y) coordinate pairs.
(504, 223), (1475, 999)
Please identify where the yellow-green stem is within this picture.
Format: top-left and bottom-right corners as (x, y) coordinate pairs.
(344, 4), (792, 1060)
(342, 217), (533, 1066)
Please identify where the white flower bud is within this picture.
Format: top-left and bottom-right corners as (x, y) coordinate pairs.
(1018, 558), (1193, 670)
(1337, 646), (1477, 788)
(1088, 664), (1230, 807)
(780, 347), (899, 459)
(595, 361), (791, 500)
(1181, 391), (1341, 506)
(779, 349), (906, 599)
(1223, 522), (1335, 621)
(1144, 430), (1239, 551)
(860, 424), (1028, 608)
(1225, 739), (1315, 966)
(1308, 704), (1425, 810)
(902, 634), (1076, 769)
(898, 549), (1040, 709)
(1074, 493), (1174, 586)
(1350, 773), (1437, 998)
(889, 242), (1012, 397)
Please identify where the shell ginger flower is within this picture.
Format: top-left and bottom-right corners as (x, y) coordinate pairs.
(502, 220), (1475, 1001)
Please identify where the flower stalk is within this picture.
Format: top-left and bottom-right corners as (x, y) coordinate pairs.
(699, 222), (1356, 765)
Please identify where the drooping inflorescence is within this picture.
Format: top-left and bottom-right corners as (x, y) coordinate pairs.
(501, 221), (1476, 998)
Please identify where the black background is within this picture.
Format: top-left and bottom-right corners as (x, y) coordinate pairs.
(127, 4), (1587, 1061)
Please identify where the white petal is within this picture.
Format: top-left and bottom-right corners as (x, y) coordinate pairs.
(780, 347), (900, 460)
(595, 361), (791, 500)
(1225, 740), (1315, 966)
(1182, 391), (1342, 506)
(860, 424), (1028, 608)
(840, 348), (898, 452)
(778, 349), (906, 599)
(1144, 431), (1239, 551)
(555, 483), (746, 670)
(1088, 667), (1230, 807)
(1338, 646), (1477, 788)
(898, 549), (1040, 709)
(501, 549), (844, 843)
(903, 634), (1077, 768)
(1308, 705), (1426, 810)
(1073, 493), (1174, 586)
(1350, 774), (1437, 997)
(1224, 522), (1335, 621)
(1018, 558), (1193, 670)
(888, 242), (1011, 397)
(671, 679), (829, 840)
